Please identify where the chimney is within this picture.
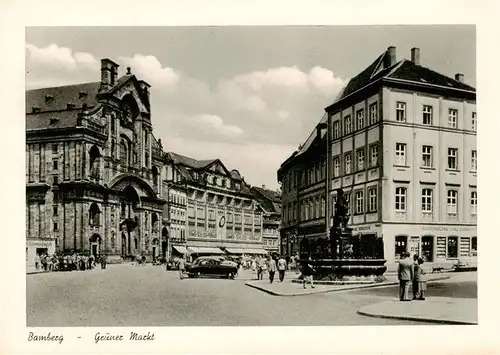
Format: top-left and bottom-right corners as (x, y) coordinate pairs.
(384, 46), (397, 68)
(262, 184), (267, 190)
(455, 73), (464, 83)
(411, 47), (420, 65)
(138, 80), (151, 105)
(100, 58), (120, 91)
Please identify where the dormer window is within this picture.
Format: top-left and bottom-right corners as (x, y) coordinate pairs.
(79, 91), (87, 99)
(67, 102), (76, 109)
(32, 106), (41, 113)
(45, 95), (54, 103)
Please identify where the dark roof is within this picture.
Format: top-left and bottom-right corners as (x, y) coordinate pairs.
(340, 53), (395, 99)
(26, 110), (80, 131)
(26, 82), (101, 113)
(388, 60), (475, 91)
(336, 48), (475, 104)
(167, 152), (216, 169)
(251, 186), (281, 203)
(230, 169), (243, 181)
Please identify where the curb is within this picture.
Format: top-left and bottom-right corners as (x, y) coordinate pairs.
(356, 309), (477, 325)
(245, 275), (450, 296)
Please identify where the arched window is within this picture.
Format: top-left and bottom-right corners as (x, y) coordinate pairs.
(152, 166), (159, 191)
(134, 238), (138, 250)
(120, 140), (128, 167)
(152, 213), (158, 231)
(89, 145), (101, 180)
(89, 203), (101, 226)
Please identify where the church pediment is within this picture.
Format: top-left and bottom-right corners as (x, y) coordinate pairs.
(110, 173), (156, 198)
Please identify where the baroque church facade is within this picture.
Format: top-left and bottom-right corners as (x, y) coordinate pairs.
(26, 58), (265, 266)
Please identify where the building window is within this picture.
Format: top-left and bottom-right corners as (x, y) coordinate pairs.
(422, 105), (433, 125)
(396, 102), (406, 122)
(369, 144), (378, 168)
(471, 150), (477, 172)
(447, 190), (458, 214)
(368, 188), (377, 212)
(395, 143), (407, 166)
(395, 187), (407, 212)
(421, 189), (433, 213)
(52, 144), (58, 154)
(344, 115), (352, 135)
(356, 109), (364, 130)
(53, 159), (58, 170)
(421, 145), (433, 168)
(355, 190), (364, 214)
(369, 102), (378, 124)
(344, 152), (352, 174)
(447, 236), (458, 258)
(304, 201), (309, 220)
(53, 222), (58, 231)
(472, 112), (476, 131)
(309, 200), (314, 220)
(89, 203), (101, 226)
(471, 191), (477, 215)
(333, 156), (340, 177)
(53, 175), (59, 185)
(448, 148), (458, 170)
(333, 121), (340, 139)
(345, 192), (351, 214)
(321, 197), (326, 217)
(356, 148), (365, 171)
(471, 237), (477, 252)
(315, 198), (320, 219)
(448, 108), (458, 128)
(53, 206), (58, 216)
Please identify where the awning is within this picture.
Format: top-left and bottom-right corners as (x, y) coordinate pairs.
(172, 245), (189, 254)
(225, 248), (268, 255)
(187, 246), (224, 254)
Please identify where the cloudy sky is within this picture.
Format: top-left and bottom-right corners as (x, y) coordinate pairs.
(26, 26), (475, 190)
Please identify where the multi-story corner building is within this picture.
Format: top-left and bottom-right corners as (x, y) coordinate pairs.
(325, 46), (477, 264)
(164, 152), (266, 256)
(250, 186), (282, 254)
(26, 59), (167, 265)
(277, 118), (328, 258)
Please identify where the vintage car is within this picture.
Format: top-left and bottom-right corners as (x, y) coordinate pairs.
(186, 256), (238, 279)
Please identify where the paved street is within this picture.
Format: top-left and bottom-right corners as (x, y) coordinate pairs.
(26, 265), (475, 327)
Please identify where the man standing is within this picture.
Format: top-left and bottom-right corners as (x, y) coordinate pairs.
(266, 255), (277, 284)
(398, 252), (414, 301)
(277, 255), (287, 283)
(412, 254), (419, 299)
(178, 255), (186, 280)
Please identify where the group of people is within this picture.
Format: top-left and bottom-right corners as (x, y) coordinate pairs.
(34, 253), (107, 272)
(253, 255), (288, 283)
(397, 252), (427, 301)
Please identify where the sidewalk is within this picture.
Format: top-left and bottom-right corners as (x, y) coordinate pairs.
(245, 274), (450, 296)
(357, 297), (477, 325)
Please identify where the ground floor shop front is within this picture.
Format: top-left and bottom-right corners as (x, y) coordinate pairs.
(26, 238), (56, 268)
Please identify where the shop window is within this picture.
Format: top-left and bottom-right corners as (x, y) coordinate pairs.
(53, 222), (58, 231)
(471, 237), (477, 254)
(447, 236), (458, 258)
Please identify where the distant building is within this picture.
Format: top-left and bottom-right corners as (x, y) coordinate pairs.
(26, 59), (166, 265)
(278, 119), (327, 258)
(164, 152), (266, 258)
(279, 46), (477, 265)
(250, 186), (282, 254)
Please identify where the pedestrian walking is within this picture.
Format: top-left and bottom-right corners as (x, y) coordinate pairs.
(412, 254), (419, 300)
(35, 254), (40, 270)
(277, 255), (287, 282)
(398, 252), (414, 301)
(413, 258), (427, 300)
(301, 257), (315, 289)
(266, 255), (277, 284)
(178, 256), (186, 280)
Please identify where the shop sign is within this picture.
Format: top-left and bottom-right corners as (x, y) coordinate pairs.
(421, 225), (476, 233)
(350, 225), (378, 233)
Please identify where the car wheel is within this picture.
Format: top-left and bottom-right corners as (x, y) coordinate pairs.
(196, 271), (202, 278)
(227, 272), (234, 279)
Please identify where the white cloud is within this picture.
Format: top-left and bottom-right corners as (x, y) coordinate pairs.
(308, 66), (346, 96)
(119, 54), (179, 89)
(197, 114), (244, 137)
(26, 43), (98, 71)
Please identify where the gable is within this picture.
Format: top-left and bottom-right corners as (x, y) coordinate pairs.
(206, 160), (232, 178)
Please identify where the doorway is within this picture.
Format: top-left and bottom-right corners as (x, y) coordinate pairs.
(395, 235), (408, 259)
(421, 236), (434, 262)
(121, 233), (126, 257)
(91, 244), (98, 258)
(152, 247), (156, 262)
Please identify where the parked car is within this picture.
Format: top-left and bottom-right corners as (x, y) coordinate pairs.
(186, 256), (238, 279)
